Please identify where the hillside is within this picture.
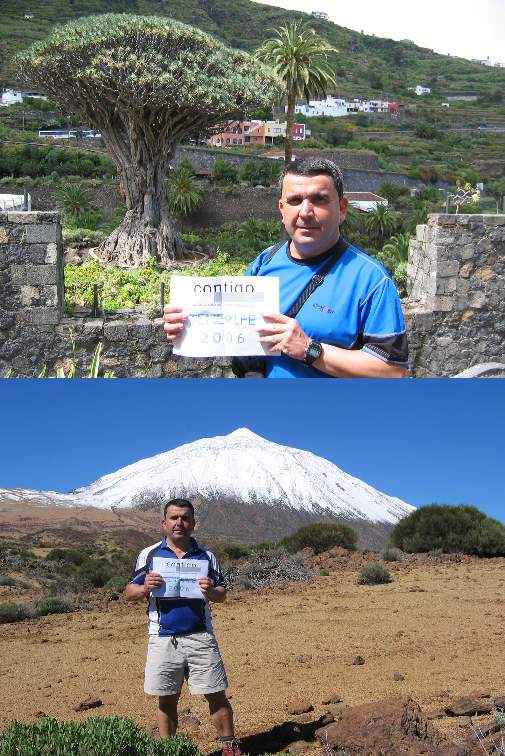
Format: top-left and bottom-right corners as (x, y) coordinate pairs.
(2, 0), (505, 103)
(1, 552), (504, 753)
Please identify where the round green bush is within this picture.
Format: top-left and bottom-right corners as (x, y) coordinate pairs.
(382, 547), (403, 562)
(45, 548), (85, 565)
(34, 596), (74, 617)
(358, 563), (392, 585)
(280, 522), (358, 555)
(390, 504), (505, 556)
(78, 559), (115, 587)
(103, 576), (127, 592)
(0, 602), (32, 624)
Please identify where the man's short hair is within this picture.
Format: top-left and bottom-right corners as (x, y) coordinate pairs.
(281, 158), (344, 200)
(163, 498), (195, 519)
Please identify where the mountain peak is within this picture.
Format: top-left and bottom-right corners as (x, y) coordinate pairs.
(227, 428), (263, 440)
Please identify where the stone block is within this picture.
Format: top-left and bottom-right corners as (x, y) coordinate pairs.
(9, 264), (26, 285)
(144, 364), (163, 378)
(150, 345), (170, 361)
(27, 307), (61, 325)
(460, 245), (475, 261)
(82, 319), (104, 338)
(475, 266), (495, 282)
(436, 260), (459, 277)
(45, 243), (59, 264)
(26, 265), (59, 285)
(0, 227), (8, 244)
(483, 215), (505, 226)
(459, 261), (473, 279)
(6, 212), (38, 224)
(19, 285), (40, 306)
(128, 321), (153, 339)
(103, 321), (129, 341)
(43, 285), (59, 307)
(436, 214), (457, 226)
(469, 292), (486, 309)
(432, 296), (453, 312)
(25, 224), (59, 244)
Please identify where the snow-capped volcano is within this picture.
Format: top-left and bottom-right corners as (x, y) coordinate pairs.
(0, 428), (414, 528)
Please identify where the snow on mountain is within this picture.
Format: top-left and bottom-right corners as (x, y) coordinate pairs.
(0, 428), (414, 525)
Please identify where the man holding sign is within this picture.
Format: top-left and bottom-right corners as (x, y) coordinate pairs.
(163, 157), (408, 378)
(125, 499), (240, 755)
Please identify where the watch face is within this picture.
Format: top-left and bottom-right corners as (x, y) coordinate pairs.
(305, 340), (322, 365)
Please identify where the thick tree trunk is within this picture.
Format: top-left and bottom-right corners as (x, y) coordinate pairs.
(96, 120), (184, 267)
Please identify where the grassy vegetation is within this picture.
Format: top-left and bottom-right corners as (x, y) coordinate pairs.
(0, 717), (201, 756)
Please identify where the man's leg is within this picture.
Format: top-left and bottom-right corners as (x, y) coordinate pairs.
(205, 690), (234, 737)
(157, 692), (180, 737)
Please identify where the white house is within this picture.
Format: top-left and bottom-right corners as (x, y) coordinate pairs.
(1, 89), (23, 107)
(345, 192), (388, 212)
(292, 96), (348, 118)
(311, 11), (329, 19)
(408, 85), (431, 96)
(0, 193), (31, 211)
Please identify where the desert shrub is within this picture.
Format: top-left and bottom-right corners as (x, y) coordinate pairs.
(280, 523), (357, 555)
(390, 504), (505, 556)
(0, 602), (32, 624)
(0, 717), (200, 756)
(226, 548), (312, 590)
(0, 576), (29, 588)
(34, 595), (74, 616)
(218, 544), (253, 561)
(45, 548), (85, 565)
(103, 576), (127, 592)
(382, 547), (403, 562)
(77, 559), (115, 588)
(358, 563), (392, 585)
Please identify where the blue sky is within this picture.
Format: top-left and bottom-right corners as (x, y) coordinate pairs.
(0, 379), (503, 524)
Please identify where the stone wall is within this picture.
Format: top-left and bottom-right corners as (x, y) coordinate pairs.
(0, 210), (231, 377)
(2, 211), (504, 378)
(406, 214), (505, 377)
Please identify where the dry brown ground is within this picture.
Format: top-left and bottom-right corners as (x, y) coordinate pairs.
(1, 556), (504, 754)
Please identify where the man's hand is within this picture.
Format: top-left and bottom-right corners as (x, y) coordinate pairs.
(144, 572), (164, 594)
(163, 306), (186, 342)
(198, 576), (226, 603)
(124, 572), (164, 602)
(256, 313), (309, 361)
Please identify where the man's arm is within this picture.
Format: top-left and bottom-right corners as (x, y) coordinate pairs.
(257, 313), (407, 378)
(124, 572), (163, 601)
(198, 576), (227, 603)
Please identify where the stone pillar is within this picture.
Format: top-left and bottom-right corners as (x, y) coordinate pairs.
(0, 211), (63, 374)
(406, 213), (505, 376)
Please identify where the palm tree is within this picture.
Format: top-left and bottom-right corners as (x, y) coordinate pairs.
(364, 204), (401, 246)
(257, 21), (337, 164)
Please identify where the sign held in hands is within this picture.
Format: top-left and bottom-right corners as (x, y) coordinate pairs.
(150, 557), (209, 599)
(170, 275), (279, 357)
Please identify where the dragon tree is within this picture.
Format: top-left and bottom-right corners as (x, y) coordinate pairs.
(17, 15), (279, 266)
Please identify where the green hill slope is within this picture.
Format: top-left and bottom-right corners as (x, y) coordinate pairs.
(2, 0), (505, 101)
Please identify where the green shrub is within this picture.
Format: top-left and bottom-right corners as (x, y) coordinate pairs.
(0, 717), (201, 756)
(34, 596), (74, 617)
(382, 547), (403, 562)
(358, 563), (392, 585)
(167, 164), (203, 216)
(390, 504), (505, 556)
(45, 548), (85, 565)
(103, 576), (127, 592)
(280, 523), (357, 555)
(78, 559), (115, 588)
(0, 602), (32, 624)
(212, 158), (238, 184)
(0, 576), (29, 588)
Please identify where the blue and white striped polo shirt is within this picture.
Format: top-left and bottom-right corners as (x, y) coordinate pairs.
(129, 538), (225, 637)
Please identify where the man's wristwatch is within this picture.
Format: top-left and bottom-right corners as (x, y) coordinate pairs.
(304, 339), (323, 366)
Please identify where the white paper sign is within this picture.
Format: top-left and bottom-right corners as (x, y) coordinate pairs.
(150, 557), (208, 599)
(170, 275), (279, 357)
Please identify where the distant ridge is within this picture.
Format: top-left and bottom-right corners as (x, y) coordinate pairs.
(2, 0), (504, 99)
